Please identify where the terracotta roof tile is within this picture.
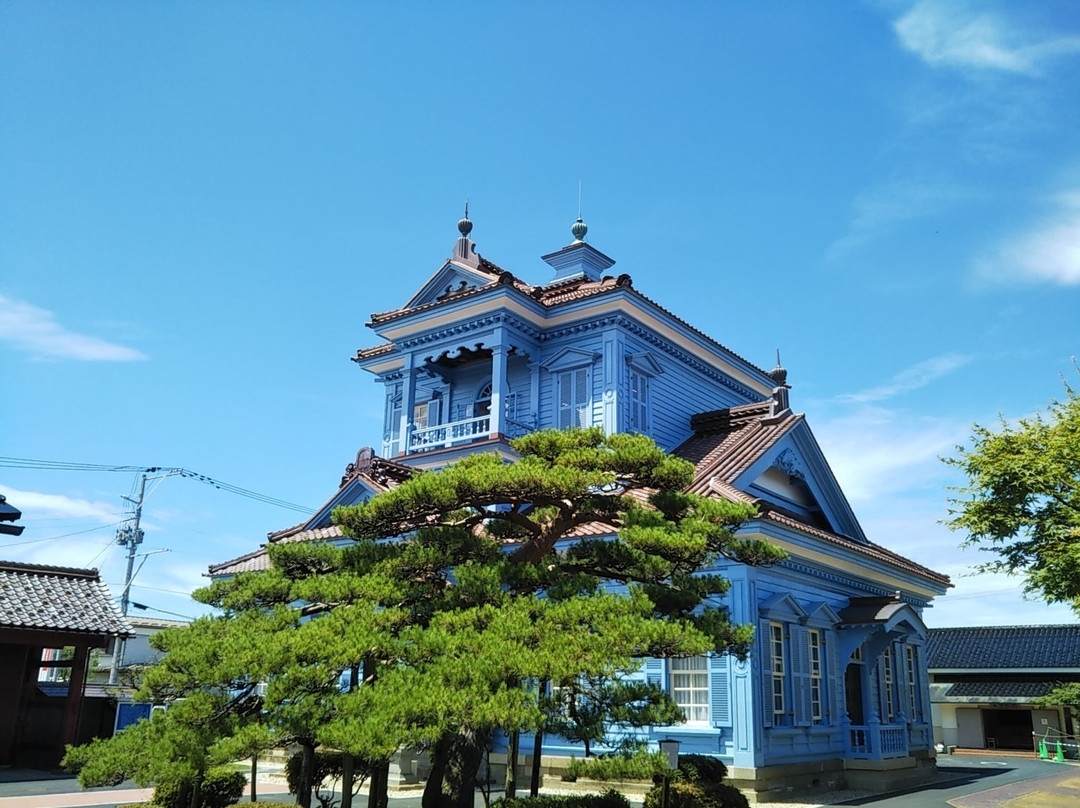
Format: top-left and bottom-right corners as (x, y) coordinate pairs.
(0, 561), (133, 637)
(672, 404), (950, 588)
(361, 266), (771, 382)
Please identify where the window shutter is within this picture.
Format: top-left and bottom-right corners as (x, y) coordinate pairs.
(645, 657), (666, 691)
(574, 369), (589, 427)
(759, 619), (773, 728)
(827, 631), (846, 725)
(791, 625), (812, 727)
(709, 654), (731, 727)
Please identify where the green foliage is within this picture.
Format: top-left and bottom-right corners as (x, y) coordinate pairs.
(668, 754), (728, 786)
(495, 789), (631, 808)
(73, 430), (779, 808)
(643, 780), (748, 808)
(153, 768), (246, 808)
(1034, 682), (1080, 712)
(285, 749), (370, 796)
(563, 751), (668, 782)
(643, 755), (746, 808)
(544, 678), (682, 756)
(945, 373), (1080, 614)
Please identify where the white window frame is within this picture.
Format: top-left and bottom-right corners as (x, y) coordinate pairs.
(883, 648), (895, 721)
(809, 629), (822, 723)
(906, 645), (918, 721)
(628, 368), (649, 432)
(770, 622), (786, 720)
(670, 655), (710, 724)
(557, 368), (591, 430)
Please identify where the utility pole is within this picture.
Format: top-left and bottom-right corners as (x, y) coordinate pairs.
(108, 471), (176, 685)
(108, 474), (145, 686)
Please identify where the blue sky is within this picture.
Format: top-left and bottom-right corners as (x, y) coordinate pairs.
(1, 1), (1078, 628)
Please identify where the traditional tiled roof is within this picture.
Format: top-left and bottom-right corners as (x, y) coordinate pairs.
(0, 562), (133, 638)
(678, 402), (798, 495)
(672, 402), (950, 588)
(360, 269), (769, 380)
(942, 681), (1061, 699)
(928, 626), (1080, 669)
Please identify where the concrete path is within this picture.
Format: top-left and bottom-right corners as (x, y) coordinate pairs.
(0, 756), (1076, 808)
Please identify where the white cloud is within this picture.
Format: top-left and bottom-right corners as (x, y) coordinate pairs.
(0, 485), (120, 522)
(975, 191), (1080, 286)
(835, 353), (973, 404)
(0, 294), (147, 361)
(826, 176), (966, 260)
(895, 1), (1080, 75)
(813, 406), (967, 503)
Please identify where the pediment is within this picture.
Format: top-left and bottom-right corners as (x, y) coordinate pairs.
(626, 351), (664, 377)
(541, 346), (601, 372)
(805, 601), (842, 627)
(759, 592), (808, 622)
(735, 420), (866, 543)
(304, 477), (381, 531)
(404, 260), (499, 310)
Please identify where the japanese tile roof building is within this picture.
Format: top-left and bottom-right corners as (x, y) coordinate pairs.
(927, 625), (1080, 752)
(211, 211), (952, 800)
(0, 561), (133, 638)
(0, 560), (133, 768)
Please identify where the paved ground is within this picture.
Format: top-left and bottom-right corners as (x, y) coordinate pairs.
(0, 754), (1076, 808)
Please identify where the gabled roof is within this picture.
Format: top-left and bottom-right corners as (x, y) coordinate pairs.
(674, 401), (949, 589)
(0, 562), (133, 638)
(208, 450), (415, 577)
(928, 625), (1080, 670)
(357, 270), (770, 386)
(676, 400), (865, 540)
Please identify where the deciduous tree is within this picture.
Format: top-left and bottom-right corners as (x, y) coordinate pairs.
(945, 374), (1080, 614)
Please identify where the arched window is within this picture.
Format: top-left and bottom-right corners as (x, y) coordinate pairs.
(474, 382), (492, 418)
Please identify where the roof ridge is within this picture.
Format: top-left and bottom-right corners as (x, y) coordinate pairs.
(0, 561), (100, 579)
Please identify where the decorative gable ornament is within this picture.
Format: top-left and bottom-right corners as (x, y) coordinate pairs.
(540, 346), (601, 373)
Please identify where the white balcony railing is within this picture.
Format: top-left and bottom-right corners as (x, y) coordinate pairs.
(848, 724), (909, 759)
(409, 414), (491, 452)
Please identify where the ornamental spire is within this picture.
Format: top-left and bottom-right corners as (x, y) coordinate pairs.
(452, 201), (479, 267)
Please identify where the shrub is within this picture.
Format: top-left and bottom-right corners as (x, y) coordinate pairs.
(563, 751), (668, 782)
(495, 790), (631, 808)
(224, 803), (296, 808)
(674, 754), (728, 785)
(644, 754), (747, 808)
(152, 768), (246, 808)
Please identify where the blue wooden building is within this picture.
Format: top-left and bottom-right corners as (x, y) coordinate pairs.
(212, 211), (950, 799)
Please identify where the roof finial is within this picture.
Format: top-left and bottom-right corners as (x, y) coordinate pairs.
(458, 201), (473, 237)
(768, 348), (788, 386)
(570, 182), (588, 243)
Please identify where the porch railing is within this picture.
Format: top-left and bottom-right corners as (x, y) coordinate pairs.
(409, 414), (491, 452)
(848, 724), (909, 759)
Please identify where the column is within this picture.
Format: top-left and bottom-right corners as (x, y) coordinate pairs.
(490, 332), (509, 439)
(399, 354), (418, 456)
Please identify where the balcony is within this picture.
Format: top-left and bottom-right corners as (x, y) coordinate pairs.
(409, 414), (492, 452)
(848, 724), (909, 759)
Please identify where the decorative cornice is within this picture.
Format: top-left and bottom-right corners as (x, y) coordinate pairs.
(776, 559), (930, 609)
(398, 312), (541, 352)
(540, 315), (762, 401)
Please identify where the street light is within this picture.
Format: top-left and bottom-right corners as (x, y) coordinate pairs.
(658, 739), (680, 808)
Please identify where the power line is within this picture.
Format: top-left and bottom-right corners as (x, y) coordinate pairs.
(0, 456), (314, 513)
(0, 521), (125, 549)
